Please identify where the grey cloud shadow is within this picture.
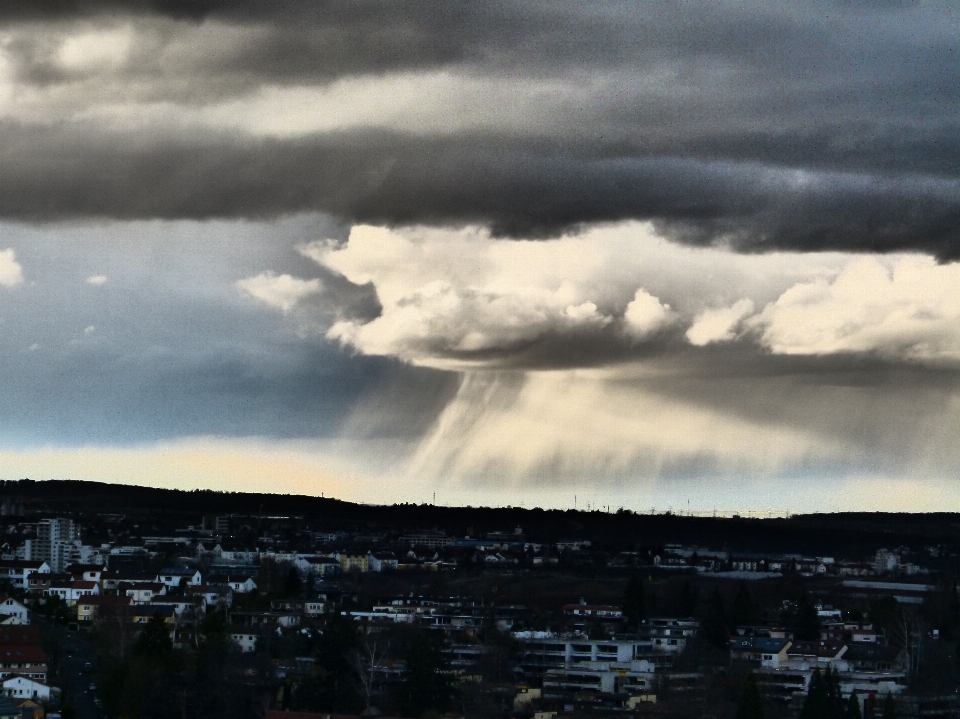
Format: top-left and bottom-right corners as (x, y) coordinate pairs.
(3, 124), (960, 257)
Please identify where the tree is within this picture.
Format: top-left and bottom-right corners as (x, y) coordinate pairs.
(869, 595), (899, 637)
(699, 586), (730, 650)
(845, 691), (863, 719)
(735, 673), (764, 719)
(350, 632), (391, 711)
(792, 595), (821, 641)
(399, 629), (454, 718)
(622, 576), (647, 629)
(677, 580), (698, 618)
(881, 693), (897, 719)
(802, 668), (845, 719)
(297, 611), (362, 714)
(134, 613), (172, 661)
(283, 566), (303, 598)
(801, 669), (830, 719)
(824, 668), (844, 719)
(731, 583), (758, 627)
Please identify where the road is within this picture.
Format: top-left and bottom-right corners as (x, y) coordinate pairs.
(38, 619), (102, 719)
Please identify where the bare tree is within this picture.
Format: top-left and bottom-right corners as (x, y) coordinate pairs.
(888, 605), (929, 678)
(350, 630), (392, 711)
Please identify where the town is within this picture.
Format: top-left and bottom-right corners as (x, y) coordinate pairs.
(0, 481), (958, 719)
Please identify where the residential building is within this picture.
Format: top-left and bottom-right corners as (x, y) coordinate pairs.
(543, 660), (657, 698)
(643, 618), (699, 654)
(1, 676), (55, 703)
(729, 637), (792, 668)
(31, 519), (77, 573)
(230, 632), (258, 653)
(0, 600), (28, 625)
(0, 562), (49, 591)
(0, 646), (47, 684)
(157, 568), (202, 588)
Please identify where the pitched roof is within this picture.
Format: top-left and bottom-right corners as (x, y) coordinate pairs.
(0, 561), (46, 570)
(843, 644), (904, 662)
(0, 646), (47, 664)
(730, 637), (791, 653)
(0, 627), (42, 645)
(0, 696), (19, 717)
(787, 640), (846, 658)
(78, 595), (132, 607)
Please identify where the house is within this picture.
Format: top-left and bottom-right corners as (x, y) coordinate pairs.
(230, 632), (258, 653)
(369, 553), (399, 572)
(0, 696), (19, 719)
(783, 641), (849, 671)
(0, 562), (49, 591)
(150, 596), (200, 616)
(543, 660), (658, 698)
(67, 564), (105, 583)
(0, 599), (28, 625)
(210, 545), (259, 564)
(185, 585), (232, 609)
(643, 618), (699, 654)
(131, 605), (176, 625)
(26, 572), (69, 595)
(224, 576), (257, 594)
(843, 645), (907, 672)
(120, 582), (166, 604)
(304, 598), (329, 616)
(336, 553), (369, 573)
(562, 603), (623, 619)
(157, 569), (202, 588)
(44, 580), (99, 606)
(77, 595), (132, 623)
(2, 675), (55, 702)
(12, 698), (42, 719)
(101, 572), (159, 591)
(0, 646), (47, 683)
(729, 637), (792, 668)
(555, 540), (591, 551)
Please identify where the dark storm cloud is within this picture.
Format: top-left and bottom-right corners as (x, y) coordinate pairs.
(4, 123), (960, 256)
(1, 1), (959, 254)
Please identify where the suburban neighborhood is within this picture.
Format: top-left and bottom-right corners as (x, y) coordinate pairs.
(0, 481), (958, 719)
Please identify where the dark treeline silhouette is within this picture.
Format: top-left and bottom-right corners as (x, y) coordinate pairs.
(4, 479), (960, 560)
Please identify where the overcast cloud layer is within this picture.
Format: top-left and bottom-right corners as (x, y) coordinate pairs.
(0, 1), (957, 252)
(1, 2), (959, 509)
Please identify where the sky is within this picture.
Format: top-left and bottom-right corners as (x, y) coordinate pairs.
(0, 1), (959, 513)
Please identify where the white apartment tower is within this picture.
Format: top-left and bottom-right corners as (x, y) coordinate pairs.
(33, 518), (78, 573)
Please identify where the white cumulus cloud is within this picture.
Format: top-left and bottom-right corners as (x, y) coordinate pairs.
(756, 256), (960, 364)
(308, 225), (678, 367)
(686, 299), (755, 346)
(0, 249), (24, 288)
(623, 289), (671, 339)
(236, 271), (322, 312)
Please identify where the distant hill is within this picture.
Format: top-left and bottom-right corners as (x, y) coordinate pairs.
(1, 478), (958, 561)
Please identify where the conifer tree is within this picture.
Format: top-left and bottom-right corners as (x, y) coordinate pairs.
(731, 583), (758, 627)
(824, 667), (844, 719)
(845, 691), (863, 719)
(801, 669), (823, 719)
(677, 580), (698, 617)
(700, 586), (730, 650)
(623, 576), (647, 629)
(882, 693), (897, 719)
(735, 673), (764, 719)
